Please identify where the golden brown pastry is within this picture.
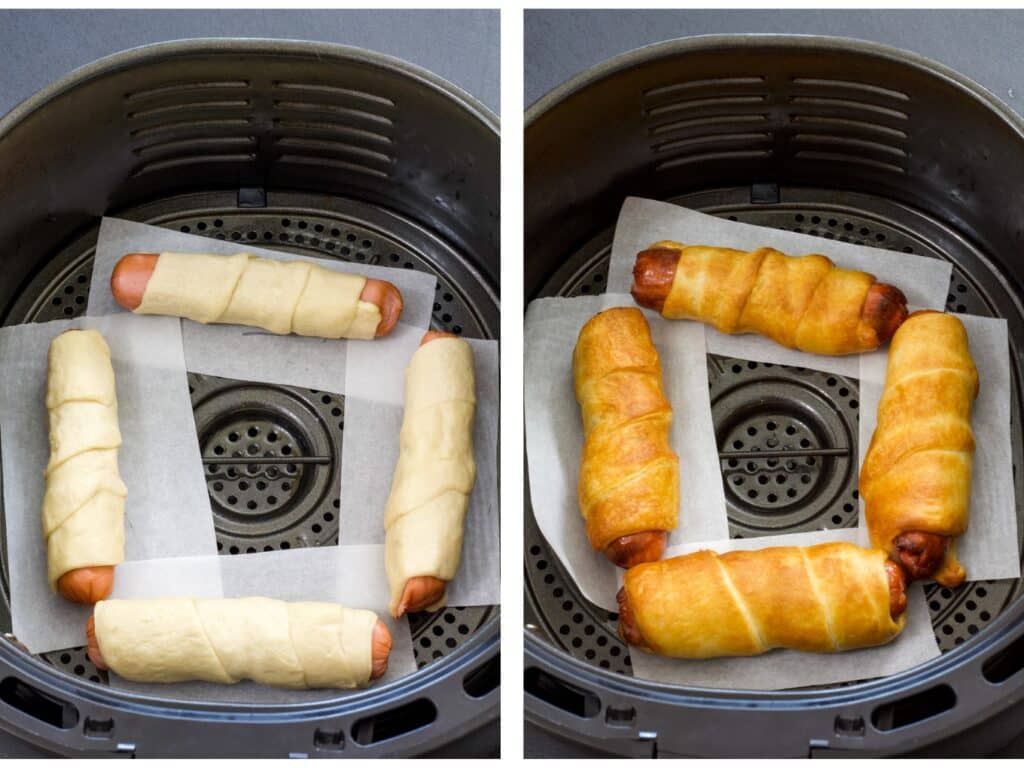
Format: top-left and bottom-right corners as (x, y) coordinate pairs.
(631, 242), (908, 355)
(617, 542), (908, 658)
(860, 310), (979, 587)
(573, 307), (679, 568)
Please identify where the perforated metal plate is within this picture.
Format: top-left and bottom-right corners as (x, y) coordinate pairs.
(3, 190), (496, 687)
(525, 187), (1024, 681)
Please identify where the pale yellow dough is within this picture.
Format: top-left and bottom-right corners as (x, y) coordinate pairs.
(384, 337), (476, 615)
(44, 330), (125, 590)
(134, 252), (382, 340)
(94, 597), (379, 689)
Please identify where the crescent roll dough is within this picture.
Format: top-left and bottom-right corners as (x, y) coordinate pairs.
(623, 543), (905, 658)
(860, 312), (979, 587)
(650, 241), (899, 355)
(44, 330), (126, 590)
(134, 252), (381, 339)
(573, 307), (679, 551)
(94, 598), (378, 688)
(384, 337), (476, 615)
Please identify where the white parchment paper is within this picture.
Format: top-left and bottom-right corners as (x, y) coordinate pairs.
(339, 334), (500, 607)
(0, 315), (216, 654)
(856, 314), (1019, 580)
(607, 197), (954, 377)
(525, 294), (727, 610)
(627, 528), (941, 690)
(87, 217), (438, 393)
(106, 545), (416, 704)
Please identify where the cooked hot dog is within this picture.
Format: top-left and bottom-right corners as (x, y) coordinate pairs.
(616, 547), (909, 655)
(86, 612), (394, 680)
(893, 531), (950, 582)
(605, 531), (668, 569)
(110, 252), (403, 338)
(58, 566), (114, 604)
(391, 329), (460, 619)
(631, 245), (909, 353)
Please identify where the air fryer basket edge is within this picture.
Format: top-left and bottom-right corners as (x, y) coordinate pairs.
(0, 39), (498, 757)
(525, 34), (1024, 757)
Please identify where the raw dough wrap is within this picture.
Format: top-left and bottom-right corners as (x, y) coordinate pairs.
(573, 307), (679, 551)
(43, 330), (126, 590)
(93, 597), (378, 689)
(384, 337), (476, 615)
(860, 312), (979, 587)
(622, 542), (905, 658)
(134, 252), (381, 339)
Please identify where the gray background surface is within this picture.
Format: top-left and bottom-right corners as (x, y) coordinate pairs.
(0, 9), (499, 116)
(525, 8), (1024, 759)
(526, 9), (1024, 117)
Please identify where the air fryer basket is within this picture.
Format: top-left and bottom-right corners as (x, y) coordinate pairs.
(0, 40), (498, 757)
(525, 36), (1024, 757)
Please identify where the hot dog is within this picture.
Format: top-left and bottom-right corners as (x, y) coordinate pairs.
(631, 245), (909, 354)
(392, 329), (460, 618)
(610, 548), (909, 655)
(86, 611), (394, 681)
(605, 531), (668, 569)
(110, 252), (403, 338)
(892, 532), (948, 581)
(58, 566), (114, 604)
(880, 309), (953, 582)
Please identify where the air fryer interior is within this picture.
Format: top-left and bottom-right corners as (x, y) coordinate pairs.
(0, 40), (498, 714)
(526, 38), (1024, 691)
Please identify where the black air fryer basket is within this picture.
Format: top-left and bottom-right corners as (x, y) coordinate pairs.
(0, 39), (498, 757)
(525, 35), (1024, 757)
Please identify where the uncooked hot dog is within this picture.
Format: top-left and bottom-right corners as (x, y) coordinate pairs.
(58, 566), (115, 604)
(85, 613), (394, 681)
(110, 252), (403, 338)
(391, 329), (458, 618)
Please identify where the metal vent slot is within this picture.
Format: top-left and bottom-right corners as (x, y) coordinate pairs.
(273, 81), (395, 108)
(643, 76), (766, 98)
(790, 151), (906, 175)
(0, 677), (78, 729)
(128, 118), (253, 140)
(646, 95), (767, 118)
(275, 155), (390, 179)
(272, 118), (393, 146)
(649, 113), (769, 137)
(130, 153), (257, 177)
(656, 149), (773, 172)
(273, 137), (392, 165)
(790, 78), (910, 102)
(788, 96), (909, 121)
(871, 685), (955, 731)
(126, 99), (252, 120)
(351, 699), (437, 745)
(272, 100), (393, 127)
(525, 667), (601, 718)
(133, 136), (257, 157)
(653, 131), (772, 154)
(125, 81), (250, 102)
(789, 115), (908, 139)
(790, 134), (907, 159)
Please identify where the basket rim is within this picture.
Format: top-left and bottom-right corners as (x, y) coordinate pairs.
(0, 37), (499, 139)
(525, 32), (1024, 141)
